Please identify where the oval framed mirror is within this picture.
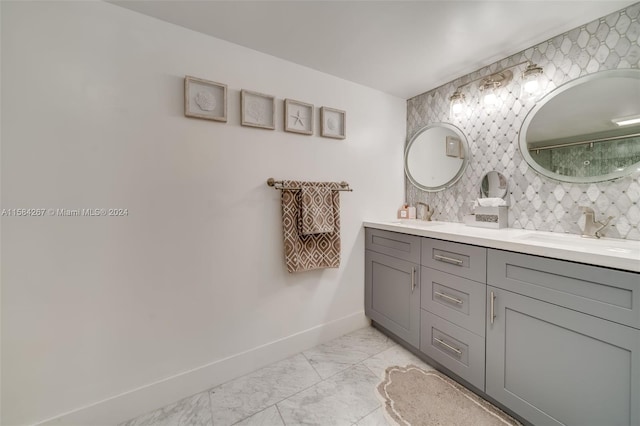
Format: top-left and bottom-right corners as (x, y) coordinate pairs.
(519, 69), (640, 183)
(405, 123), (469, 192)
(480, 171), (508, 198)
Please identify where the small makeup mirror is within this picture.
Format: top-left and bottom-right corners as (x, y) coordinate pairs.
(480, 171), (508, 199)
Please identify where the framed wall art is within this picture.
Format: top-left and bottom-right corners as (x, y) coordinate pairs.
(284, 99), (313, 135)
(241, 90), (276, 130)
(320, 107), (346, 139)
(184, 76), (227, 122)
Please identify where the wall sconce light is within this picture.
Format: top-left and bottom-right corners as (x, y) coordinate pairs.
(481, 82), (501, 110)
(448, 61), (543, 120)
(520, 62), (544, 100)
(480, 70), (512, 110)
(449, 89), (466, 118)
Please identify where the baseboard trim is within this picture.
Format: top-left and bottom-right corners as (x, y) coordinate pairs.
(36, 311), (369, 426)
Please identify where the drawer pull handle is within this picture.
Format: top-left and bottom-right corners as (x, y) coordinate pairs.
(434, 291), (463, 305)
(434, 337), (462, 355)
(434, 254), (463, 266)
(490, 291), (496, 325)
(411, 267), (416, 293)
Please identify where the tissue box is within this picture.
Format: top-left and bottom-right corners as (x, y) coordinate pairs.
(465, 206), (508, 229)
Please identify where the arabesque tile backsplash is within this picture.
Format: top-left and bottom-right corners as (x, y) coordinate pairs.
(406, 2), (640, 240)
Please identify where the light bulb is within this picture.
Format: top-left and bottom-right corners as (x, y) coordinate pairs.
(523, 79), (539, 95)
(451, 101), (464, 115)
(449, 90), (465, 119)
(520, 62), (544, 100)
(483, 91), (499, 109)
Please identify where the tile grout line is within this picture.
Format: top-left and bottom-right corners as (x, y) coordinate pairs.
(352, 405), (384, 426)
(361, 361), (384, 381)
(274, 403), (287, 425)
(299, 331), (398, 383)
(207, 389), (215, 426)
(228, 353), (329, 425)
(273, 362), (385, 426)
(208, 351), (324, 425)
(301, 351), (323, 381)
(214, 335), (375, 425)
(272, 361), (383, 423)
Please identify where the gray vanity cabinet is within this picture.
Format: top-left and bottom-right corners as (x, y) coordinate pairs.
(365, 229), (421, 347)
(364, 226), (640, 426)
(486, 249), (640, 426)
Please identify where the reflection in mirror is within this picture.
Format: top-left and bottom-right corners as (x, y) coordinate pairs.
(480, 171), (508, 198)
(520, 69), (640, 183)
(405, 123), (469, 192)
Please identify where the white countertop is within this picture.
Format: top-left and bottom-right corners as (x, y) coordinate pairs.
(364, 219), (640, 273)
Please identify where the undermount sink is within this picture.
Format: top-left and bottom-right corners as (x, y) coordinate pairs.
(516, 232), (638, 254)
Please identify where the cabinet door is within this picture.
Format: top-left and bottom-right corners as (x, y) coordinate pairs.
(486, 286), (640, 426)
(365, 250), (420, 347)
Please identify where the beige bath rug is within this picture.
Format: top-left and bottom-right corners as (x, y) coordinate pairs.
(376, 365), (521, 426)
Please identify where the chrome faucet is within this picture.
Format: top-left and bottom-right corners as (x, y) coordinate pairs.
(417, 202), (434, 221)
(579, 206), (614, 239)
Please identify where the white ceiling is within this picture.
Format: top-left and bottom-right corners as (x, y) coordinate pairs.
(109, 0), (633, 99)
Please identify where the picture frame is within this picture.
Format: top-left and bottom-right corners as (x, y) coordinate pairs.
(320, 107), (346, 139)
(184, 76), (227, 122)
(446, 136), (461, 158)
(241, 89), (276, 130)
(284, 99), (314, 135)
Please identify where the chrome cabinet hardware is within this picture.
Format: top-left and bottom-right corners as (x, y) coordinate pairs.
(434, 291), (463, 305)
(434, 254), (464, 266)
(411, 267), (416, 293)
(434, 337), (463, 355)
(490, 291), (496, 325)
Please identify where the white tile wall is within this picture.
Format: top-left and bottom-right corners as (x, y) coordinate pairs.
(406, 3), (640, 240)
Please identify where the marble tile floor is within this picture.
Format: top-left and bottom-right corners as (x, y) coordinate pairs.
(120, 326), (434, 426)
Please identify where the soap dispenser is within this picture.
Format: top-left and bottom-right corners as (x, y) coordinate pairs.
(408, 205), (416, 219)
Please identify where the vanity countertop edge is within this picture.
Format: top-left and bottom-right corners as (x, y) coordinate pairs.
(363, 220), (640, 273)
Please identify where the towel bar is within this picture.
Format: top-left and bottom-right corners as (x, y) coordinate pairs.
(266, 178), (353, 192)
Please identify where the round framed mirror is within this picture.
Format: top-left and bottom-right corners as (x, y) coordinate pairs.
(519, 69), (640, 183)
(480, 171), (508, 198)
(405, 123), (469, 192)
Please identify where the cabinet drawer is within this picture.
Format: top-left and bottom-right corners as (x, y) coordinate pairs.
(422, 238), (486, 283)
(365, 228), (421, 263)
(421, 267), (486, 336)
(488, 249), (640, 329)
(420, 310), (485, 391)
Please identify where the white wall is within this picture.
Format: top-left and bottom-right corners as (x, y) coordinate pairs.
(0, 1), (406, 424)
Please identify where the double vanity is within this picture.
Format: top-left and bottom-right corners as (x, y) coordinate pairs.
(364, 220), (640, 426)
(387, 65), (640, 425)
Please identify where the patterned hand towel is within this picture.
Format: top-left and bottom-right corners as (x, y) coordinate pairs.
(280, 181), (342, 273)
(300, 183), (335, 235)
